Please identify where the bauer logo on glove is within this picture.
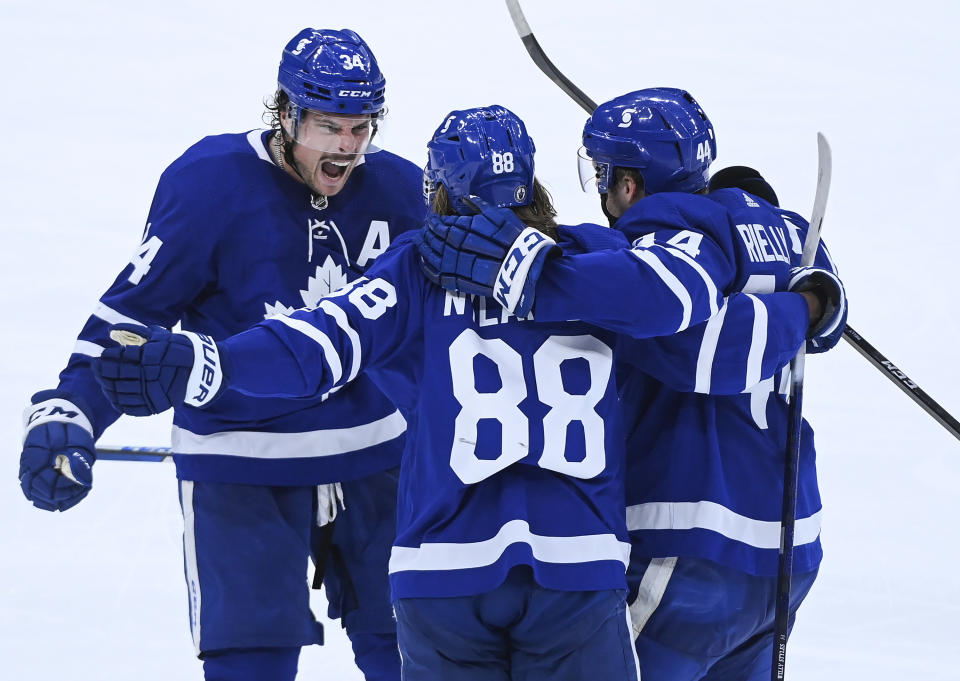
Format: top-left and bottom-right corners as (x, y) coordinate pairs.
(94, 323), (225, 415)
(494, 227), (555, 315)
(184, 333), (223, 407)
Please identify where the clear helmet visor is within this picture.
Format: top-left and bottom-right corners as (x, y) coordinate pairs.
(422, 163), (438, 207)
(282, 106), (386, 196)
(577, 146), (610, 194)
(288, 107), (386, 154)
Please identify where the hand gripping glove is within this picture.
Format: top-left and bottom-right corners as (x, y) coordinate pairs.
(418, 195), (559, 317)
(20, 390), (96, 512)
(93, 324), (224, 415)
(788, 266), (848, 353)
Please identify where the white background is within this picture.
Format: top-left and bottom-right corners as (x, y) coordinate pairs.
(1, 1), (958, 678)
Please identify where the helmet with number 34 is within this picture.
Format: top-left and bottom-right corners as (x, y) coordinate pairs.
(278, 28), (386, 138)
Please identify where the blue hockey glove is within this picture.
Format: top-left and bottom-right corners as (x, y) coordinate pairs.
(788, 266), (848, 353)
(418, 195), (559, 317)
(93, 323), (224, 415)
(20, 390), (96, 512)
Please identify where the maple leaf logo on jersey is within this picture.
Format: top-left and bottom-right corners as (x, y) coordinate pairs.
(263, 256), (351, 319)
(301, 256), (350, 306)
(263, 300), (297, 318)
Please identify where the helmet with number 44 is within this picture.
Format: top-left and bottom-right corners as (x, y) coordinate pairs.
(579, 87), (716, 196)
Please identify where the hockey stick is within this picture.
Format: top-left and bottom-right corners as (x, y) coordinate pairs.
(503, 0), (960, 444)
(96, 445), (172, 462)
(842, 325), (960, 440)
(505, 0), (597, 113)
(771, 133), (831, 680)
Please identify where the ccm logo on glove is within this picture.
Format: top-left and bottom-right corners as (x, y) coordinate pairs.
(24, 398), (94, 434)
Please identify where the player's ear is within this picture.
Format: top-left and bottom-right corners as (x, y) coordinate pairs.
(618, 173), (642, 204)
(610, 173), (638, 205)
(279, 108), (295, 138)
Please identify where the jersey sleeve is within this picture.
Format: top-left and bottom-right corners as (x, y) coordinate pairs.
(778, 208), (838, 273)
(534, 198), (739, 339)
(617, 290), (809, 394)
(778, 209), (846, 352)
(220, 239), (423, 401)
(55, 160), (221, 437)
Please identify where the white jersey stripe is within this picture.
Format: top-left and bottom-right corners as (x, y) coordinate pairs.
(93, 302), (146, 327)
(318, 299), (362, 383)
(274, 315), (343, 386)
(627, 556), (676, 637)
(180, 480), (203, 655)
(778, 364), (792, 397)
(171, 409), (407, 458)
(626, 500), (822, 550)
(744, 294), (768, 390)
(72, 340), (105, 358)
(246, 128), (273, 163)
(629, 248), (693, 332)
(389, 518), (630, 574)
(662, 245), (720, 317)
(694, 302), (729, 393)
(624, 606), (643, 679)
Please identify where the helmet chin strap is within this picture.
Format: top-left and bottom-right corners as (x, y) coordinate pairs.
(599, 193), (618, 228)
(276, 130), (329, 211)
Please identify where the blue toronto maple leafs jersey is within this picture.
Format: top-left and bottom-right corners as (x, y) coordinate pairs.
(603, 189), (839, 576)
(212, 218), (749, 600)
(55, 130), (425, 484)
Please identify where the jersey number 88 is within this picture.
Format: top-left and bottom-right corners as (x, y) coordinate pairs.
(448, 330), (613, 484)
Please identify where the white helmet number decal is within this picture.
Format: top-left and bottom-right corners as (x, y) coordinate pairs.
(696, 141), (712, 163)
(491, 152), (515, 174)
(339, 54), (365, 70)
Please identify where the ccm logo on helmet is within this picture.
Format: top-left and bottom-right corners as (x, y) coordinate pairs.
(339, 89), (373, 98)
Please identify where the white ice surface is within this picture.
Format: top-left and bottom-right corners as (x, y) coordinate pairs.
(1, 1), (958, 678)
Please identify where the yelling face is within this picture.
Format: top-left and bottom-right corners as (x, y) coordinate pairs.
(281, 109), (376, 197)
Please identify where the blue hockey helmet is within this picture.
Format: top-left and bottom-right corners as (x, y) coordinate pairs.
(579, 88), (716, 195)
(278, 28), (386, 118)
(425, 105), (536, 212)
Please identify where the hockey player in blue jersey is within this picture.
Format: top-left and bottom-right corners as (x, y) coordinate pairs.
(17, 28), (424, 681)
(92, 102), (845, 681)
(416, 89), (847, 680)
(90, 103), (805, 681)
(577, 89), (846, 681)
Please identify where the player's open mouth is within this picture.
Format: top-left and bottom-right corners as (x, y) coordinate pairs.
(321, 160), (350, 181)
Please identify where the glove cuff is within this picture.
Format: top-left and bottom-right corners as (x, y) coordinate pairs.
(23, 392), (94, 442)
(180, 331), (224, 408)
(493, 227), (558, 314)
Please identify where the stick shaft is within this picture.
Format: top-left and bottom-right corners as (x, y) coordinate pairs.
(772, 134), (832, 681)
(96, 446), (172, 462)
(842, 326), (960, 441)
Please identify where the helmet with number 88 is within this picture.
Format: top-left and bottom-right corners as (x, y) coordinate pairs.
(579, 87), (716, 195)
(424, 105), (536, 213)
